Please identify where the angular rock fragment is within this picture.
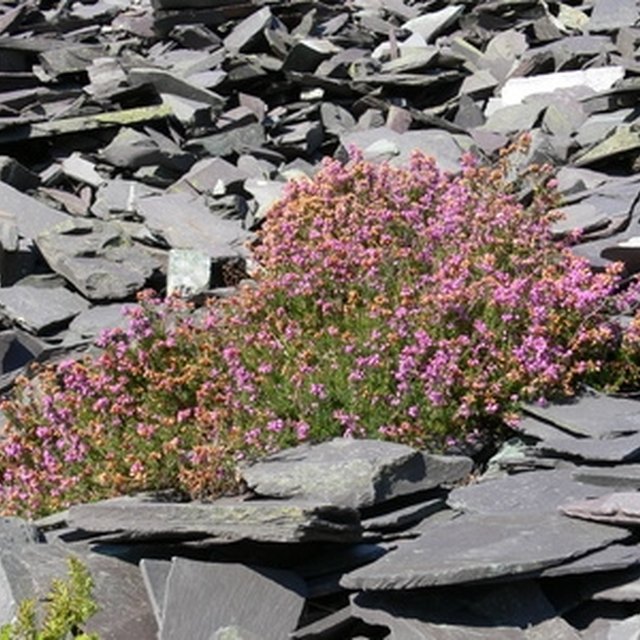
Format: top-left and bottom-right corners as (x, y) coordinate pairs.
(36, 219), (158, 301)
(167, 248), (211, 297)
(68, 495), (362, 543)
(561, 492), (640, 526)
(341, 510), (630, 590)
(242, 438), (470, 509)
(0, 284), (89, 334)
(160, 559), (306, 640)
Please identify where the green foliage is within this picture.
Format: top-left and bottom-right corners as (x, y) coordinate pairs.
(0, 557), (99, 640)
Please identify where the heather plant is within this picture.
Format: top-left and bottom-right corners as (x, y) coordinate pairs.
(1, 140), (639, 517)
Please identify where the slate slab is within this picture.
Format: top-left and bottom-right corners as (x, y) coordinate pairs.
(534, 432), (640, 462)
(561, 492), (640, 526)
(0, 284), (89, 334)
(136, 192), (251, 260)
(522, 393), (640, 438)
(68, 494), (362, 543)
(36, 219), (158, 301)
(242, 438), (470, 509)
(341, 510), (630, 590)
(572, 465), (640, 490)
(160, 558), (306, 640)
(140, 558), (172, 628)
(447, 469), (601, 515)
(166, 249), (211, 297)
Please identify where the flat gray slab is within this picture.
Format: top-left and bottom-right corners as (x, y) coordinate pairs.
(561, 492), (640, 526)
(0, 283), (89, 334)
(572, 465), (640, 489)
(36, 219), (159, 301)
(160, 558), (306, 640)
(136, 192), (251, 259)
(68, 494), (362, 543)
(341, 510), (629, 589)
(541, 542), (640, 578)
(522, 393), (640, 438)
(534, 432), (640, 462)
(140, 558), (172, 628)
(0, 516), (40, 545)
(241, 438), (470, 509)
(0, 180), (68, 241)
(447, 469), (603, 515)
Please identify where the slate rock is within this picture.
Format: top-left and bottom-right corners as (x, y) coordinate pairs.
(64, 303), (137, 343)
(242, 438), (470, 509)
(68, 494), (362, 543)
(572, 465), (640, 489)
(522, 392), (640, 438)
(160, 559), (306, 640)
(140, 558), (172, 628)
(0, 329), (47, 390)
(402, 6), (464, 43)
(36, 219), (158, 301)
(588, 0), (638, 32)
(341, 510), (630, 590)
(0, 516), (40, 545)
(0, 284), (89, 334)
(135, 192), (251, 260)
(534, 432), (640, 462)
(91, 180), (160, 220)
(447, 469), (600, 515)
(541, 542), (640, 578)
(561, 492), (640, 526)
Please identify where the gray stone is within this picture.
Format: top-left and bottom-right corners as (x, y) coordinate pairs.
(160, 558), (306, 640)
(61, 153), (105, 188)
(575, 125), (640, 166)
(341, 510), (630, 590)
(0, 156), (39, 191)
(290, 606), (354, 639)
(320, 102), (356, 136)
(140, 558), (171, 628)
(582, 614), (640, 640)
(283, 38), (341, 72)
(361, 498), (446, 532)
(590, 567), (640, 602)
(0, 517), (40, 546)
(136, 192), (251, 260)
(167, 248), (211, 297)
(339, 127), (466, 173)
(0, 181), (68, 242)
(534, 432), (640, 462)
(169, 157), (249, 196)
(241, 438), (470, 509)
(185, 123), (266, 157)
(574, 109), (635, 148)
(402, 6), (463, 43)
(0, 329), (47, 390)
(68, 494), (362, 543)
(588, 0), (638, 32)
(541, 543), (640, 578)
(447, 469), (599, 515)
(573, 465), (640, 490)
(91, 180), (160, 220)
(522, 393), (640, 439)
(36, 219), (158, 301)
(0, 284), (89, 334)
(481, 103), (543, 134)
(243, 177), (286, 220)
(101, 127), (193, 172)
(223, 7), (273, 53)
(65, 303), (137, 342)
(561, 492), (640, 526)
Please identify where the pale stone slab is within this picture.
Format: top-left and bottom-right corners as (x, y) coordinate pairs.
(160, 559), (306, 640)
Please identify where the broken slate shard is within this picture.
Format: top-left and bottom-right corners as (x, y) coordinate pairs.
(167, 248), (211, 297)
(561, 492), (640, 526)
(160, 559), (306, 640)
(241, 438), (471, 509)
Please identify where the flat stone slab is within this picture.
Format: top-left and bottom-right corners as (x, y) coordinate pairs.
(572, 465), (640, 489)
(135, 192), (251, 259)
(522, 393), (640, 438)
(561, 492), (640, 526)
(534, 432), (640, 462)
(0, 284), (89, 334)
(541, 542), (640, 578)
(68, 495), (362, 543)
(160, 559), (306, 640)
(241, 438), (471, 509)
(341, 510), (629, 590)
(447, 469), (601, 515)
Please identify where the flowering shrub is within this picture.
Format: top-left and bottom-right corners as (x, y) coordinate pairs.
(1, 141), (638, 517)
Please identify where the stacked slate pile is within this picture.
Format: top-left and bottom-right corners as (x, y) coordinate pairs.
(0, 0), (636, 637)
(2, 427), (640, 638)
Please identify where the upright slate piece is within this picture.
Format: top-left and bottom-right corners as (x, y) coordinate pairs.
(160, 559), (306, 640)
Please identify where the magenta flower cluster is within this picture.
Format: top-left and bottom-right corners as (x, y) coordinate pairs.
(0, 141), (637, 517)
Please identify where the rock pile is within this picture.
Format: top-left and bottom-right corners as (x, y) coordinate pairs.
(0, 0), (638, 637)
(3, 427), (640, 638)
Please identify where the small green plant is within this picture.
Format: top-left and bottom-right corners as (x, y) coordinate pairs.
(0, 557), (99, 640)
